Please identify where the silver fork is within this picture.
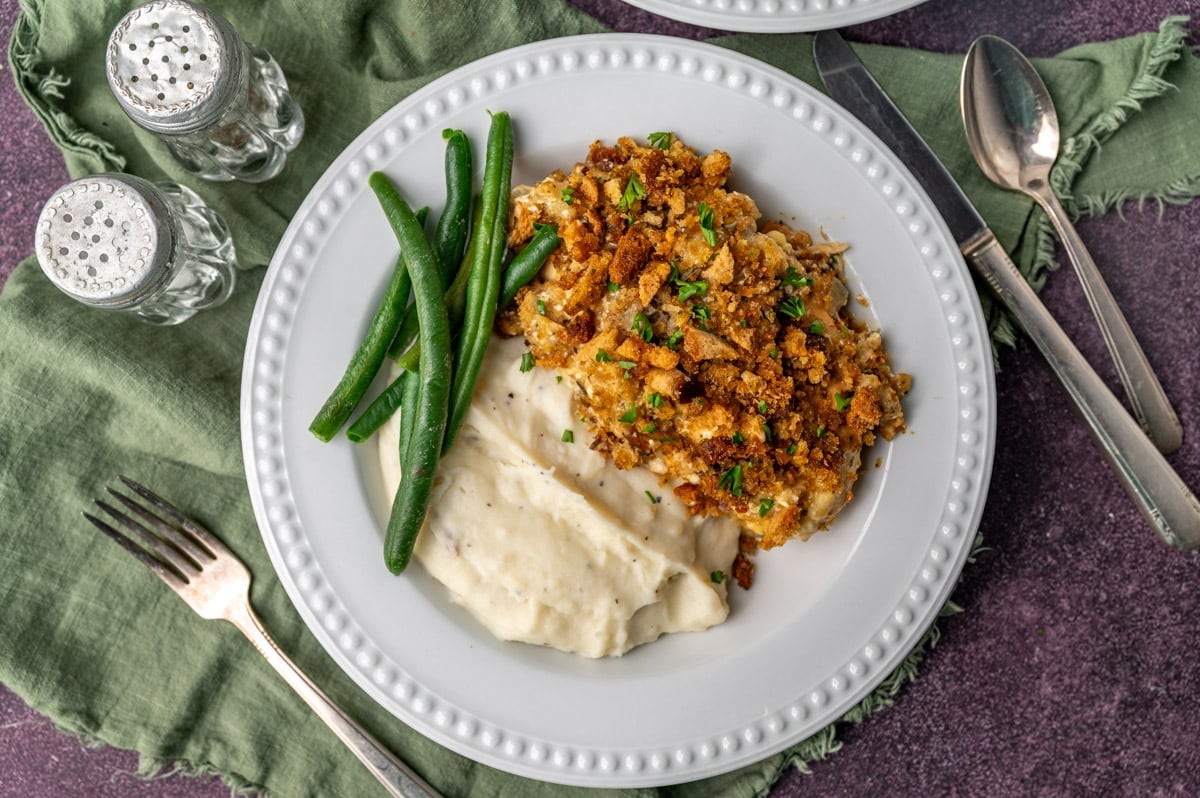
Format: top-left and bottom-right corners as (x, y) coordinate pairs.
(83, 476), (441, 798)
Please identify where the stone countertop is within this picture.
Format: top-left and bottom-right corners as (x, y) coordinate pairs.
(2, 0), (1198, 795)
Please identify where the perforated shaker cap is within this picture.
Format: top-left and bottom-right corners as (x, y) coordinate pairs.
(34, 175), (176, 308)
(106, 0), (245, 135)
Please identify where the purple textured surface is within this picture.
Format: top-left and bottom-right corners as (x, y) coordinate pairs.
(2, 1), (1199, 797)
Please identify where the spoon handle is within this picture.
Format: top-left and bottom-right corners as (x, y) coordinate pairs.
(965, 231), (1200, 550)
(1031, 185), (1183, 454)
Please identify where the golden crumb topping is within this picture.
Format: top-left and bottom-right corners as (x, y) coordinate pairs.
(499, 135), (910, 549)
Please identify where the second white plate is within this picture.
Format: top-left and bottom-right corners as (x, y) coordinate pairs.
(242, 33), (995, 788)
(619, 0), (929, 32)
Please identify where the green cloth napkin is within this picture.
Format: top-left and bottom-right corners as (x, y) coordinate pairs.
(3, 2), (1198, 795)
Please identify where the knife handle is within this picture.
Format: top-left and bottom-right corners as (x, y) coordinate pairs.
(966, 232), (1200, 550)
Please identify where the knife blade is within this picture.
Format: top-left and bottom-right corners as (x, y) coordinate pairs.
(812, 29), (1200, 550)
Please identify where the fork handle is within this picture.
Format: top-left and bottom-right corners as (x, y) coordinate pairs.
(227, 601), (441, 798)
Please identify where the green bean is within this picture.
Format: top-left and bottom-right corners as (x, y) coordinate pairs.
(398, 367), (421, 467)
(307, 207), (428, 442)
(367, 171), (452, 575)
(389, 203), (482, 364)
(498, 223), (560, 309)
(434, 129), (472, 287)
(444, 111), (512, 453)
(345, 370), (405, 443)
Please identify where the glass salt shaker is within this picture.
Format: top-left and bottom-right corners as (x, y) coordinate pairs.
(105, 0), (304, 183)
(34, 174), (237, 325)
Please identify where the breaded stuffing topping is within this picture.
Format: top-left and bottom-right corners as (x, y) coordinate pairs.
(499, 135), (910, 550)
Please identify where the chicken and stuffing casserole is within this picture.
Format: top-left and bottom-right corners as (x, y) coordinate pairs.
(499, 134), (910, 554)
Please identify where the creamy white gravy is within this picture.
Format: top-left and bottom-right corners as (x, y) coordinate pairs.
(378, 335), (739, 658)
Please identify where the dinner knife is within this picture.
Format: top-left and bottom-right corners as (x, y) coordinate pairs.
(812, 30), (1200, 551)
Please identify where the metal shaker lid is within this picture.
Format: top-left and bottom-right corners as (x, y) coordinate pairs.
(106, 0), (245, 135)
(34, 175), (176, 307)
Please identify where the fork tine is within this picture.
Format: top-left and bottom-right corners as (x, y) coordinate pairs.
(105, 487), (212, 565)
(83, 510), (188, 589)
(95, 496), (203, 576)
(118, 475), (227, 559)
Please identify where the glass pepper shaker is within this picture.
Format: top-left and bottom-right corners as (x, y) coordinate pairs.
(34, 174), (237, 325)
(105, 0), (304, 183)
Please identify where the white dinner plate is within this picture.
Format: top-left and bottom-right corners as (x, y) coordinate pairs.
(242, 33), (995, 788)
(619, 0), (928, 33)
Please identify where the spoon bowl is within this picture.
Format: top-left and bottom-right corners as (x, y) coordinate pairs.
(961, 35), (1060, 192)
(961, 35), (1183, 454)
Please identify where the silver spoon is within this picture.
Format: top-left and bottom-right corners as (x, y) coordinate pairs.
(961, 34), (1183, 454)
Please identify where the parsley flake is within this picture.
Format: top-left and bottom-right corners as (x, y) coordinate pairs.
(717, 463), (744, 496)
(758, 498), (775, 517)
(617, 172), (647, 211)
(562, 429), (575, 443)
(595, 349), (612, 363)
(779, 296), (806, 319)
(783, 267), (814, 288)
(710, 570), (726, 584)
(618, 406), (638, 424)
(632, 312), (654, 342)
(561, 186), (575, 205)
(697, 202), (717, 246)
(648, 131), (673, 150)
(834, 392), (854, 412)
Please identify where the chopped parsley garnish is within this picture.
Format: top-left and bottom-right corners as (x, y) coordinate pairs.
(692, 304), (711, 323)
(595, 349), (612, 363)
(761, 422), (773, 442)
(555, 375), (563, 383)
(607, 280), (621, 293)
(710, 570), (726, 584)
(561, 186), (575, 205)
(809, 321), (826, 335)
(675, 278), (708, 301)
(697, 201), (717, 246)
(648, 131), (673, 150)
(536, 299), (547, 316)
(619, 406), (638, 424)
(816, 426), (825, 438)
(519, 351), (535, 372)
(616, 172), (647, 211)
(779, 296), (806, 319)
(834, 392), (854, 412)
(632, 312), (654, 342)
(645, 490), (661, 504)
(642, 423), (656, 434)
(786, 443), (799, 455)
(783, 267), (814, 288)
(666, 328), (684, 350)
(757, 400), (769, 414)
(758, 498), (775, 517)
(731, 431), (745, 444)
(647, 392), (664, 408)
(717, 463), (744, 496)
(617, 360), (637, 379)
(562, 429), (575, 443)
(769, 347), (780, 359)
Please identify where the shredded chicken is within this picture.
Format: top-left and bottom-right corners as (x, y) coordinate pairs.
(499, 135), (910, 550)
